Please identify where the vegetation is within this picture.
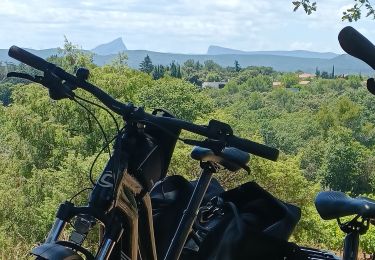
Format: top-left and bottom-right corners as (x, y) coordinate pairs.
(0, 42), (374, 257)
(293, 0), (375, 22)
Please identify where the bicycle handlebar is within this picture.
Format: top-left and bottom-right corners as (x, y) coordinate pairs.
(338, 26), (375, 70)
(8, 46), (279, 161)
(9, 46), (53, 71)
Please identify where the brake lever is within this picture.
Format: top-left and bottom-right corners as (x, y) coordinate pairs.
(44, 72), (75, 100)
(7, 71), (75, 100)
(7, 72), (42, 83)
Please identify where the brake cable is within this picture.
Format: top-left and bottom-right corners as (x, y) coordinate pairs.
(72, 95), (112, 157)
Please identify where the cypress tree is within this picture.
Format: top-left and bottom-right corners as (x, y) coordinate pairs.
(139, 55), (154, 74)
(170, 61), (177, 77)
(177, 65), (182, 78)
(234, 60), (241, 72)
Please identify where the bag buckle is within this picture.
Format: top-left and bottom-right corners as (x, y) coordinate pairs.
(199, 197), (224, 223)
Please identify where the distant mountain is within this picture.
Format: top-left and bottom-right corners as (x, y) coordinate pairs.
(91, 38), (127, 55)
(92, 51), (373, 75)
(207, 45), (339, 59)
(0, 40), (373, 75)
(0, 48), (61, 64)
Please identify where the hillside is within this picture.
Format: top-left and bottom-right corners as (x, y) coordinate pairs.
(95, 51), (372, 75)
(0, 42), (372, 75)
(206, 45), (339, 59)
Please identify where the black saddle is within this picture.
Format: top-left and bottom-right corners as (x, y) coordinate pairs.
(315, 191), (375, 220)
(191, 146), (250, 172)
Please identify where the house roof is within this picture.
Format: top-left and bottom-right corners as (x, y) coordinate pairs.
(299, 73), (315, 79)
(299, 80), (310, 85)
(202, 82), (226, 88)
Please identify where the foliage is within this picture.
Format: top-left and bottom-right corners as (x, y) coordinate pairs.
(281, 72), (299, 88)
(152, 65), (165, 80)
(292, 0), (317, 15)
(50, 36), (96, 73)
(293, 0), (375, 22)
(139, 55), (154, 74)
(136, 77), (213, 121)
(110, 51), (128, 68)
(170, 61), (182, 78)
(0, 83), (13, 105)
(1, 44), (375, 257)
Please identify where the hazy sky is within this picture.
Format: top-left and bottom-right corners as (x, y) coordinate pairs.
(0, 0), (374, 54)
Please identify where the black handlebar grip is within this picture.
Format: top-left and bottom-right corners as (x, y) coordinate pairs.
(227, 136), (279, 161)
(8, 45), (53, 72)
(338, 26), (375, 70)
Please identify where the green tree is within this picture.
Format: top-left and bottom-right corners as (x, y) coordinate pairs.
(204, 60), (221, 71)
(136, 77), (213, 121)
(241, 74), (272, 92)
(281, 73), (299, 88)
(0, 83), (13, 106)
(54, 36), (95, 72)
(320, 71), (329, 79)
(206, 72), (220, 82)
(177, 65), (182, 79)
(139, 55), (154, 74)
(234, 60), (241, 72)
(152, 65), (165, 80)
(170, 61), (177, 77)
(321, 128), (373, 194)
(111, 51), (128, 68)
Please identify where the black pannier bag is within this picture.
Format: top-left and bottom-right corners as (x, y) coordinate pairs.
(191, 181), (306, 260)
(133, 109), (181, 192)
(150, 175), (224, 259)
(151, 177), (310, 260)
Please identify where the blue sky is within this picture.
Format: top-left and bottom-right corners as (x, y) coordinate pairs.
(0, 0), (374, 53)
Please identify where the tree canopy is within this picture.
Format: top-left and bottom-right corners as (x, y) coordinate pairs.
(0, 40), (375, 257)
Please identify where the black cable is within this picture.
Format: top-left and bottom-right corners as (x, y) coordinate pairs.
(69, 187), (93, 203)
(72, 96), (112, 158)
(137, 119), (184, 142)
(75, 95), (120, 134)
(88, 133), (119, 185)
(73, 94), (125, 191)
(110, 126), (126, 199)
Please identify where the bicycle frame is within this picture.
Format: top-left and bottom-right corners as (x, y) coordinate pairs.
(39, 123), (159, 260)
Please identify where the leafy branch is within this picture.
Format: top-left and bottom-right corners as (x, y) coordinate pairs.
(292, 0), (317, 15)
(292, 0), (375, 22)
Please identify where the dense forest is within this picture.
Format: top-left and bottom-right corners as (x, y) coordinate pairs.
(0, 41), (374, 258)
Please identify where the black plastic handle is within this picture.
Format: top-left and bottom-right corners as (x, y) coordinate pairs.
(143, 115), (279, 161)
(8, 45), (54, 71)
(227, 135), (279, 161)
(338, 26), (375, 70)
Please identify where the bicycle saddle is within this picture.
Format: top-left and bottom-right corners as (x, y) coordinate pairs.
(191, 146), (250, 172)
(315, 191), (375, 220)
